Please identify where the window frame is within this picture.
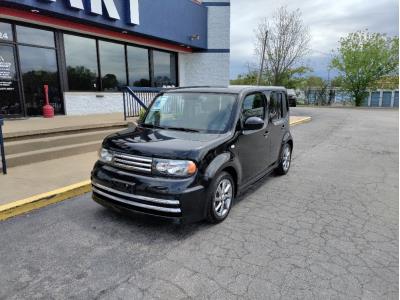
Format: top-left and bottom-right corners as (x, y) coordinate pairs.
(60, 30), (179, 92)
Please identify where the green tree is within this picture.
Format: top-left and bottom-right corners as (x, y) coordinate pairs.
(331, 31), (399, 106)
(230, 66), (312, 88)
(230, 71), (258, 85)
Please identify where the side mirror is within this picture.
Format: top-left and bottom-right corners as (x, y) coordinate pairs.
(243, 116), (265, 131)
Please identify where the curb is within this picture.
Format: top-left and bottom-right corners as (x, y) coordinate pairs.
(290, 116), (312, 126)
(0, 180), (91, 221)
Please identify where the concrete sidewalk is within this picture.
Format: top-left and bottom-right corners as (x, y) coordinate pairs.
(3, 113), (129, 139)
(0, 115), (311, 208)
(0, 152), (98, 205)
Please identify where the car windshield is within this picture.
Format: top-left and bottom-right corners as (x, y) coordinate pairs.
(142, 92), (237, 133)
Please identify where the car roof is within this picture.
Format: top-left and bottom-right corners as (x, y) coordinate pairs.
(163, 85), (287, 94)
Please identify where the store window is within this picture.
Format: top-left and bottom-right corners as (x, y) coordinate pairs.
(99, 41), (126, 91)
(127, 46), (150, 87)
(0, 22), (13, 42)
(19, 45), (62, 115)
(64, 34), (99, 91)
(153, 50), (177, 87)
(16, 25), (55, 47)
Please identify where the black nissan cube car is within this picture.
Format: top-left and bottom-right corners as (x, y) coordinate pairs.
(91, 86), (293, 224)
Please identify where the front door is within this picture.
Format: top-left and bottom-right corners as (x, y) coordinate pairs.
(0, 43), (23, 117)
(236, 92), (269, 184)
(16, 25), (63, 116)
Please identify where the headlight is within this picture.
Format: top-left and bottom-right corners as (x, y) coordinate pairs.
(99, 148), (113, 163)
(152, 158), (197, 177)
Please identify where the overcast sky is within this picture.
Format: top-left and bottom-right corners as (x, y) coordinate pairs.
(230, 0), (399, 79)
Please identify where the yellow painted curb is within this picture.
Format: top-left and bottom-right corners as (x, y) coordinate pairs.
(0, 180), (91, 221)
(290, 116), (312, 126)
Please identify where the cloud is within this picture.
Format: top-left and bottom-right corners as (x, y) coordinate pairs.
(230, 0), (399, 79)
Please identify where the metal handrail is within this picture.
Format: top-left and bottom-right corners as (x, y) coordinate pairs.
(0, 116), (7, 175)
(123, 86), (164, 120)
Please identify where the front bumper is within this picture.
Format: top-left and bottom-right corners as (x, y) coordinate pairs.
(91, 162), (207, 223)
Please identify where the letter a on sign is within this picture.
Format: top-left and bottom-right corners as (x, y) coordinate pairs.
(90, 0), (120, 20)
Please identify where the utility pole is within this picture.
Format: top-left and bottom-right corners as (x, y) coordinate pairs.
(257, 30), (268, 86)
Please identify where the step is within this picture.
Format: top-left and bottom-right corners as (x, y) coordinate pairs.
(6, 141), (102, 168)
(5, 129), (118, 155)
(4, 122), (131, 142)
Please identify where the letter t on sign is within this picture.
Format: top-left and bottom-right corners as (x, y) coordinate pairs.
(129, 0), (140, 25)
(46, 0), (84, 10)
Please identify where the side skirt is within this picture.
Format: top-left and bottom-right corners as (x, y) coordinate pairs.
(236, 162), (279, 196)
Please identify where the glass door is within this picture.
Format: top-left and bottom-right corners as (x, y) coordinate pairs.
(0, 43), (22, 116)
(16, 25), (63, 116)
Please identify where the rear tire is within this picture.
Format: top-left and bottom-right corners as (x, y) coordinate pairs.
(206, 172), (234, 224)
(275, 143), (292, 175)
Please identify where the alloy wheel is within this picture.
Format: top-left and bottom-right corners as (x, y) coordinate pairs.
(213, 178), (233, 218)
(282, 144), (291, 172)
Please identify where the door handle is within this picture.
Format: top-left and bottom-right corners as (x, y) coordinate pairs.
(264, 131), (269, 137)
(281, 124), (285, 129)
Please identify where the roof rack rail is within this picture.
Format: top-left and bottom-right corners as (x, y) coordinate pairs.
(163, 85), (227, 91)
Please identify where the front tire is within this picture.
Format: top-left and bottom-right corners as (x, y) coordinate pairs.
(206, 172), (234, 224)
(275, 143), (292, 175)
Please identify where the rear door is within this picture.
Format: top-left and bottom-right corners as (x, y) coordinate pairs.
(236, 92), (269, 183)
(267, 91), (288, 165)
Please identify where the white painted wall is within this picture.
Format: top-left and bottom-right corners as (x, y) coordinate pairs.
(64, 92), (124, 115)
(178, 52), (230, 86)
(178, 0), (230, 87)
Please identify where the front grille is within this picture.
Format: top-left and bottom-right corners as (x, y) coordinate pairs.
(92, 182), (181, 215)
(113, 153), (152, 173)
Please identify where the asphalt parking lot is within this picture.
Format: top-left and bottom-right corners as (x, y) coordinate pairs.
(0, 107), (398, 299)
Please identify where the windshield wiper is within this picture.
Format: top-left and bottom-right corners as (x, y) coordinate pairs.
(141, 123), (166, 130)
(166, 127), (200, 133)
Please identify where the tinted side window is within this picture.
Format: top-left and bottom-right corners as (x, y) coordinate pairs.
(270, 92), (282, 120)
(242, 93), (265, 119)
(281, 93), (288, 118)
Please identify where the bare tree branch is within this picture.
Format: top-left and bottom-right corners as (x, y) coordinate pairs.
(254, 6), (311, 85)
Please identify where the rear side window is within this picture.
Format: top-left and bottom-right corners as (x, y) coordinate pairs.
(242, 93), (266, 119)
(281, 93), (288, 118)
(269, 92), (282, 120)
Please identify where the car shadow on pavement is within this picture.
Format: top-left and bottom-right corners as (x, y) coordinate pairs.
(234, 171), (275, 206)
(91, 203), (209, 238)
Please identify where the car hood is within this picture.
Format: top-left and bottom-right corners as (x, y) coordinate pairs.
(103, 126), (231, 162)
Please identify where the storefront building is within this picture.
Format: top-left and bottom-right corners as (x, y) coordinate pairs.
(0, 0), (230, 117)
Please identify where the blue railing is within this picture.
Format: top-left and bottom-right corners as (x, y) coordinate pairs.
(0, 116), (7, 175)
(123, 87), (164, 120)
